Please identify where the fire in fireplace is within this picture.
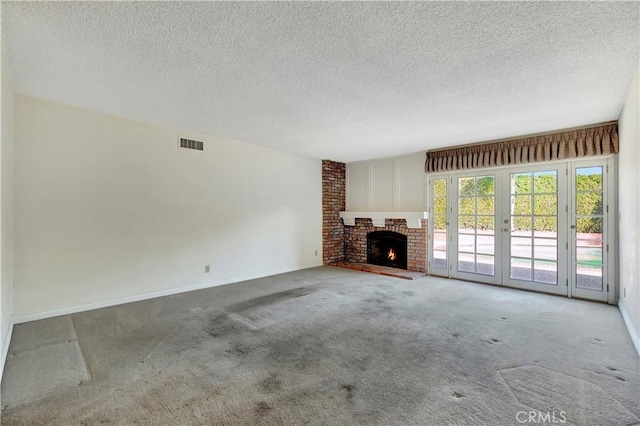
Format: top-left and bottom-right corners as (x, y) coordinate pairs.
(367, 231), (407, 270)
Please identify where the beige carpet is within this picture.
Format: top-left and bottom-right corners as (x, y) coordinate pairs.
(2, 267), (638, 425)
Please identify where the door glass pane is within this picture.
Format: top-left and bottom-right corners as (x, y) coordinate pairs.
(577, 217), (602, 233)
(534, 194), (557, 215)
(513, 195), (532, 215)
(512, 216), (532, 235)
(477, 255), (495, 276)
(576, 245), (603, 290)
(577, 238), (602, 248)
(576, 271), (603, 290)
(458, 178), (475, 196)
(511, 258), (532, 280)
(534, 171), (558, 193)
(534, 217), (557, 236)
(458, 234), (475, 253)
(576, 193), (603, 215)
(477, 235), (495, 255)
(534, 260), (557, 284)
(434, 198), (447, 216)
(534, 238), (557, 261)
(477, 176), (495, 195)
(433, 232), (447, 250)
(574, 167), (604, 291)
(458, 253), (475, 273)
(576, 169), (602, 191)
(459, 198), (475, 215)
(434, 178), (447, 197)
(512, 173), (532, 194)
(477, 216), (494, 231)
(433, 249), (447, 270)
(459, 216), (475, 233)
(434, 215), (447, 232)
(511, 237), (532, 258)
(477, 197), (494, 215)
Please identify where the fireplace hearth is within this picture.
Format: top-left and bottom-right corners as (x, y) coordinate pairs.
(367, 231), (408, 270)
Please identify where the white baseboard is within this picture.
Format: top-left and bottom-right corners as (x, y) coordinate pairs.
(13, 263), (322, 325)
(1, 316), (14, 381)
(618, 298), (640, 356)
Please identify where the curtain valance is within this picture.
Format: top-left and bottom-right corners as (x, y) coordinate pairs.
(425, 122), (618, 173)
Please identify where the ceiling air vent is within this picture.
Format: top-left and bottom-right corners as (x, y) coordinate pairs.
(178, 137), (204, 151)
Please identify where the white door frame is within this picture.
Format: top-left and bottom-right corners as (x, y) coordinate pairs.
(568, 158), (615, 303)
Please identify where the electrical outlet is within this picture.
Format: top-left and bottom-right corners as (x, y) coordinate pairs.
(315, 250), (318, 256)
(205, 265), (210, 273)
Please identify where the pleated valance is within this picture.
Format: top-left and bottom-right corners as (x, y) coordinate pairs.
(425, 122), (619, 173)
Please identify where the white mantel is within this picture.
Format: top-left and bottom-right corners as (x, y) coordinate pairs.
(340, 211), (429, 229)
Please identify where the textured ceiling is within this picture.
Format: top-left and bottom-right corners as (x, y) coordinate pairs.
(3, 2), (639, 162)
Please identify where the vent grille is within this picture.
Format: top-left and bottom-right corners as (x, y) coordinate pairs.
(179, 137), (204, 151)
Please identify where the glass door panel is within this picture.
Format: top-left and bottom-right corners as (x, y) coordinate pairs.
(451, 174), (498, 284)
(428, 178), (449, 276)
(570, 161), (609, 302)
(502, 167), (567, 295)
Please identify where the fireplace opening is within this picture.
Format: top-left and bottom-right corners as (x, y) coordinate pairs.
(367, 231), (408, 270)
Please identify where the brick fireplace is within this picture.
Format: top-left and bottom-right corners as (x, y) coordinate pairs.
(344, 218), (427, 273)
(322, 160), (428, 275)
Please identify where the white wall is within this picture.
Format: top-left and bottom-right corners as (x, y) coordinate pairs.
(346, 153), (426, 212)
(0, 43), (15, 378)
(13, 96), (322, 320)
(617, 70), (640, 354)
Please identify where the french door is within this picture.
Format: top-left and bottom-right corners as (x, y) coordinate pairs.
(569, 160), (611, 302)
(451, 172), (500, 285)
(501, 165), (568, 295)
(428, 159), (613, 302)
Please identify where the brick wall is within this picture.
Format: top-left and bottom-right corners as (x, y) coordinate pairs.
(344, 218), (428, 273)
(322, 160), (345, 264)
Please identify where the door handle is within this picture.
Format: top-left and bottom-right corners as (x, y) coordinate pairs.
(570, 225), (576, 229)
